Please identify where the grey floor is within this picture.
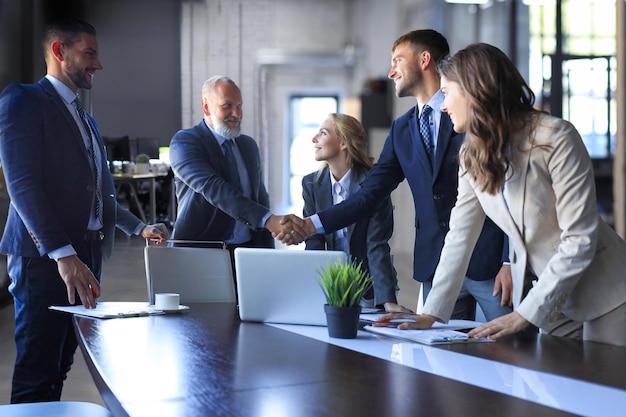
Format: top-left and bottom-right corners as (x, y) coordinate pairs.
(0, 232), (149, 406)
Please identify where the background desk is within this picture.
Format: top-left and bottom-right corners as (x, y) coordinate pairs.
(74, 303), (626, 417)
(112, 173), (171, 225)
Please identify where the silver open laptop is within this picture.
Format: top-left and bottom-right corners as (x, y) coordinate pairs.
(234, 248), (347, 326)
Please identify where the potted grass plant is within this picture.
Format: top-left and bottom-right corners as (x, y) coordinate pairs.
(318, 259), (372, 339)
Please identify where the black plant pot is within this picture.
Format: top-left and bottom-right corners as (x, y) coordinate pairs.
(324, 304), (362, 339)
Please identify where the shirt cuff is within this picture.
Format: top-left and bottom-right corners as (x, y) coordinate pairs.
(48, 245), (77, 261)
(310, 214), (325, 234)
(260, 211), (272, 229)
(133, 223), (146, 235)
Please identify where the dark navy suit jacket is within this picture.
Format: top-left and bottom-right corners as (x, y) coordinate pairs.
(169, 121), (273, 247)
(317, 106), (505, 283)
(302, 167), (397, 305)
(0, 78), (141, 263)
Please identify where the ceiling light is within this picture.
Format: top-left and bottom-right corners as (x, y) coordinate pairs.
(445, 0), (490, 4)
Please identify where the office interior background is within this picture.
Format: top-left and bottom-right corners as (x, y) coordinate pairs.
(0, 0), (624, 308)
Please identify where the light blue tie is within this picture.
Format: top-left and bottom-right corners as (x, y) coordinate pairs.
(420, 105), (433, 163)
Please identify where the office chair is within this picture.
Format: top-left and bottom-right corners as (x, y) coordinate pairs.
(0, 401), (113, 417)
(144, 241), (236, 305)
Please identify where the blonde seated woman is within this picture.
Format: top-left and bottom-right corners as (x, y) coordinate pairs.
(301, 113), (409, 312)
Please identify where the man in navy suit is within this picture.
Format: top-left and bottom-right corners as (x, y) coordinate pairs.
(170, 76), (292, 253)
(280, 30), (513, 320)
(0, 18), (169, 403)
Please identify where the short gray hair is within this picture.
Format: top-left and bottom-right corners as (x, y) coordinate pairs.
(202, 75), (236, 99)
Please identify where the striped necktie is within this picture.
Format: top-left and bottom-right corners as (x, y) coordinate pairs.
(74, 98), (103, 223)
(420, 105), (433, 163)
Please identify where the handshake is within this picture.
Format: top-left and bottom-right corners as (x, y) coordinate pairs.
(265, 214), (316, 245)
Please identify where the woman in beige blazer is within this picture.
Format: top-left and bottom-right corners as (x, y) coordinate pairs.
(380, 43), (626, 346)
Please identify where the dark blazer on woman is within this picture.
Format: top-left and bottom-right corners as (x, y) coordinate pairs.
(302, 166), (397, 306)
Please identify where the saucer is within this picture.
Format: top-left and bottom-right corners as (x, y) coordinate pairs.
(152, 305), (190, 313)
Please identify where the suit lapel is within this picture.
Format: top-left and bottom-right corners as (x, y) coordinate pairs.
(434, 114), (455, 179)
(503, 131), (534, 239)
(39, 79), (91, 162)
(316, 168), (333, 210)
(346, 170), (366, 239)
(198, 123), (230, 179)
(314, 168), (335, 247)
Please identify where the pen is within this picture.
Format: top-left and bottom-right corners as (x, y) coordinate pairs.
(89, 285), (98, 306)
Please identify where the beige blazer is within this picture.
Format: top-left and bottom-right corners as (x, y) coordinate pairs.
(423, 113), (626, 332)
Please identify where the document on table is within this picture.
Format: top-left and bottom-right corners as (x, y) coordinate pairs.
(49, 301), (188, 319)
(360, 314), (481, 329)
(363, 324), (495, 345)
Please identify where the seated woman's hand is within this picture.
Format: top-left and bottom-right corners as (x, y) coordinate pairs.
(467, 311), (530, 340)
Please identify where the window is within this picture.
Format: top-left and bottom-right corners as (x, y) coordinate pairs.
(528, 0), (616, 159)
(287, 95), (338, 215)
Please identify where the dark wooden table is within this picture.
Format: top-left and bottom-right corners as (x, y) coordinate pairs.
(74, 303), (625, 417)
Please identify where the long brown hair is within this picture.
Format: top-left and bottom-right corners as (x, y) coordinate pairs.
(316, 113), (373, 178)
(438, 43), (537, 195)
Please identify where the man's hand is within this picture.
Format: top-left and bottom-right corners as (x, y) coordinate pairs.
(141, 223), (170, 244)
(57, 254), (99, 308)
(278, 214), (316, 245)
(467, 311), (530, 340)
(493, 264), (513, 307)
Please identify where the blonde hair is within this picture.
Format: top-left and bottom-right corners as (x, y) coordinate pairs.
(316, 113), (373, 178)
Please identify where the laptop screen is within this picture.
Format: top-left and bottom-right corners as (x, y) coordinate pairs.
(234, 248), (347, 326)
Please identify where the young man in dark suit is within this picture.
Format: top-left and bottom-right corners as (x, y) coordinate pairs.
(0, 18), (169, 402)
(279, 30), (513, 321)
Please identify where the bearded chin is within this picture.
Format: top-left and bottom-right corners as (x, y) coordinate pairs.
(213, 120), (240, 139)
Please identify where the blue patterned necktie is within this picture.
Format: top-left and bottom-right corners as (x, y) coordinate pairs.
(74, 98), (103, 223)
(420, 105), (433, 163)
(222, 139), (242, 190)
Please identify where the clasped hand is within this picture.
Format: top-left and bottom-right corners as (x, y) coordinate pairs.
(265, 214), (314, 245)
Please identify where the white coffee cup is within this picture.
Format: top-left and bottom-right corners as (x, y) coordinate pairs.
(155, 293), (180, 310)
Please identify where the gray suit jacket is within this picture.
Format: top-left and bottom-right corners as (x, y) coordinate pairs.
(423, 113), (626, 331)
(302, 167), (397, 306)
(169, 120), (273, 247)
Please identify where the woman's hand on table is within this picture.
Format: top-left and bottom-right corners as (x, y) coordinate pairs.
(467, 311), (530, 340)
